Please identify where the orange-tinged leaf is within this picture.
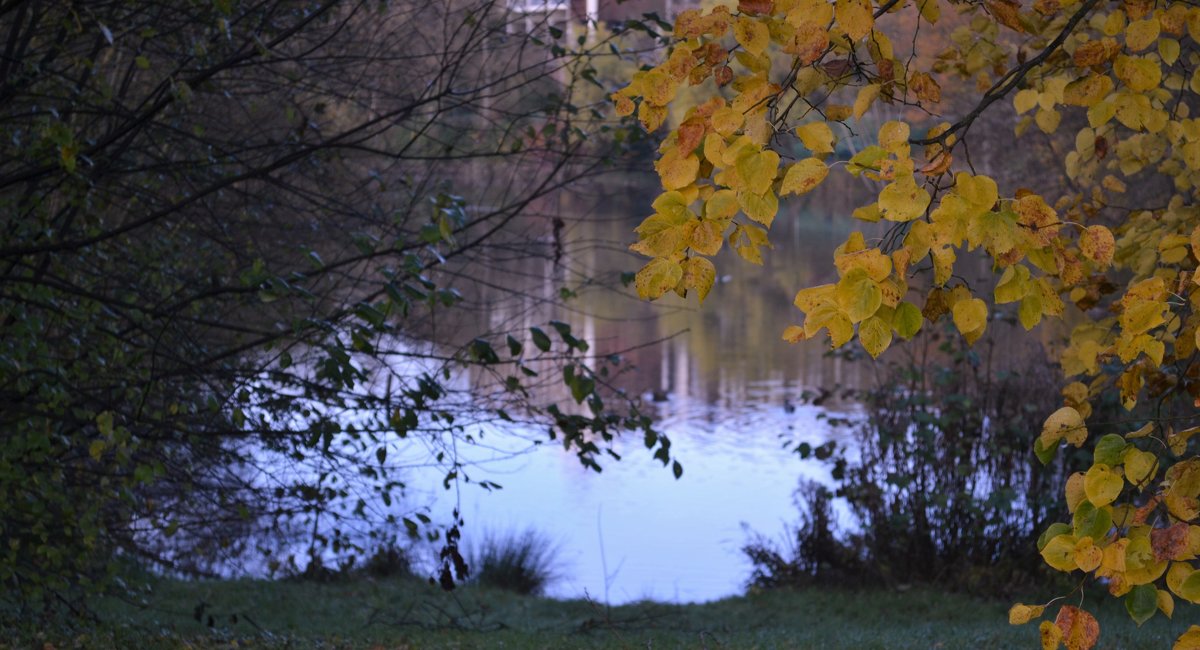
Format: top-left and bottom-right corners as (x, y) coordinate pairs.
(786, 21), (829, 65)
(612, 93), (635, 117)
(1054, 606), (1099, 650)
(1041, 620), (1064, 650)
(639, 102), (668, 132)
(1153, 523), (1192, 562)
(1079, 225), (1115, 266)
(1063, 75), (1114, 107)
(988, 0), (1024, 32)
(739, 0), (775, 14)
(909, 72), (941, 103)
(1074, 38), (1120, 67)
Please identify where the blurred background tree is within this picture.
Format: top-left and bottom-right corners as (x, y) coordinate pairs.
(0, 0), (676, 611)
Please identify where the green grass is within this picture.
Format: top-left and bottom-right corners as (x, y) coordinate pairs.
(1, 578), (1185, 649)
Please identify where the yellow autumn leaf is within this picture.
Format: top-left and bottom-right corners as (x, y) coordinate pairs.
(781, 325), (807, 344)
(1014, 88), (1039, 114)
(878, 176), (931, 222)
(734, 16), (771, 56)
(1123, 448), (1158, 487)
(859, 314), (892, 358)
(835, 247), (891, 282)
(951, 298), (987, 336)
(853, 84), (881, 121)
(711, 106), (745, 137)
(1175, 625), (1200, 650)
(1114, 55), (1162, 92)
(1084, 463), (1123, 507)
(796, 122), (836, 154)
(635, 258), (684, 300)
(690, 219), (727, 256)
(836, 268), (882, 323)
(1041, 534), (1079, 572)
(1010, 604), (1046, 625)
(878, 121), (910, 154)
(835, 0), (873, 41)
(1065, 472), (1087, 512)
(736, 149), (781, 195)
(780, 158), (829, 196)
(681, 257), (717, 303)
(1042, 407), (1087, 447)
(1158, 589), (1174, 618)
(1074, 537), (1103, 572)
(642, 70), (679, 106)
(1124, 18), (1160, 52)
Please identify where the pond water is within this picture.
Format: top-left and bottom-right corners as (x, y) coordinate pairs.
(402, 173), (881, 604)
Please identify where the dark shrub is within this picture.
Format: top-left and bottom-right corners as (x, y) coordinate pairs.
(749, 323), (1093, 594)
(467, 529), (560, 596)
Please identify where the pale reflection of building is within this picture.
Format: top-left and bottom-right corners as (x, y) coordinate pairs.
(507, 0), (700, 35)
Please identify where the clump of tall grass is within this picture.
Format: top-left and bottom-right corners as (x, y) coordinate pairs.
(467, 528), (561, 596)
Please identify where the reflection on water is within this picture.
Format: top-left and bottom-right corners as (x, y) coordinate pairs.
(411, 172), (882, 603)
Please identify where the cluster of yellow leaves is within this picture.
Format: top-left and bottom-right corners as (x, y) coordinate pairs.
(617, 0), (1200, 645)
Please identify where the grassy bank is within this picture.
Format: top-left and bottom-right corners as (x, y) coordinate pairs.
(0, 577), (1183, 649)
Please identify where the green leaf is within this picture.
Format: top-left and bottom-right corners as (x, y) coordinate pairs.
(1072, 500), (1112, 541)
(1038, 522), (1072, 551)
(1126, 584), (1158, 626)
(530, 327), (551, 352)
(1094, 434), (1128, 467)
(893, 301), (923, 339)
(1033, 437), (1058, 465)
(506, 334), (523, 357)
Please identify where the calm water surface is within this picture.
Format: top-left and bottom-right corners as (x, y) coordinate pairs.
(408, 174), (881, 604)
